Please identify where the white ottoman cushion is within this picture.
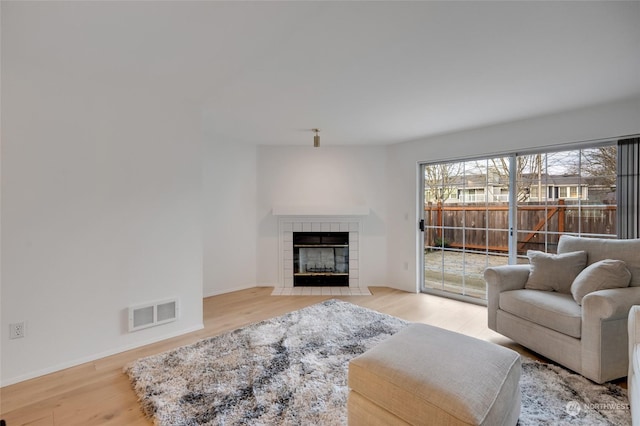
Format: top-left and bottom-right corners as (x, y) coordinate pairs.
(348, 323), (521, 425)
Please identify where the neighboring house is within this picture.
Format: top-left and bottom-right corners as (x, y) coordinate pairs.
(426, 173), (597, 204)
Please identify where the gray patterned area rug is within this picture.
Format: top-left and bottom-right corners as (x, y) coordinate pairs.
(124, 299), (630, 425)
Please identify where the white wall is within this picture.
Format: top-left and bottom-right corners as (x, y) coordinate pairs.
(256, 146), (388, 287)
(203, 137), (257, 296)
(386, 97), (640, 293)
(1, 64), (203, 385)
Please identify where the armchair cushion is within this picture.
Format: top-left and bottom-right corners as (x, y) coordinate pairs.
(558, 235), (640, 287)
(500, 289), (582, 338)
(525, 250), (587, 293)
(571, 259), (632, 305)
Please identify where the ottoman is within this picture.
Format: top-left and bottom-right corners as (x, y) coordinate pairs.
(348, 323), (521, 426)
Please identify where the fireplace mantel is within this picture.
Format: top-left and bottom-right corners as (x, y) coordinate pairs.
(272, 205), (369, 216)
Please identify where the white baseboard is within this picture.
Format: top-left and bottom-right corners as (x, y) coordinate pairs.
(3, 285), (281, 386)
(203, 283), (264, 298)
(0, 323), (204, 387)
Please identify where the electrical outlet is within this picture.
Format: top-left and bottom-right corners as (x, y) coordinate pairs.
(9, 322), (26, 339)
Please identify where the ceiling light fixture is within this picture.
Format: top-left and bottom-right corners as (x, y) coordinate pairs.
(312, 128), (320, 148)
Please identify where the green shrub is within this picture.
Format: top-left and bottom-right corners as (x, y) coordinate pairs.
(433, 236), (451, 248)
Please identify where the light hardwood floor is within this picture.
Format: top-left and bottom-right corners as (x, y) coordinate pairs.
(0, 286), (616, 425)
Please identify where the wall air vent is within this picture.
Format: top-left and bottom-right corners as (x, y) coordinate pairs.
(128, 298), (179, 332)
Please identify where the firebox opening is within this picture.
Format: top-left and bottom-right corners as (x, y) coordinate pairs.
(293, 232), (349, 287)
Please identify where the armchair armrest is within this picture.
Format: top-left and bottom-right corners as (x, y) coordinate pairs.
(630, 305), (640, 345)
(583, 287), (640, 321)
(484, 265), (531, 331)
(484, 265), (531, 293)
(628, 306), (640, 426)
(582, 289), (640, 383)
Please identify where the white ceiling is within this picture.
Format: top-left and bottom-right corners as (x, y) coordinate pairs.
(4, 1), (640, 146)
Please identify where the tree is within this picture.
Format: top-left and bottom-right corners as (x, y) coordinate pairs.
(424, 163), (463, 203)
(488, 152), (584, 203)
(580, 146), (617, 186)
(487, 155), (543, 203)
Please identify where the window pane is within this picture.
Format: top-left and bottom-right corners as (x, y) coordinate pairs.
(424, 248), (444, 291)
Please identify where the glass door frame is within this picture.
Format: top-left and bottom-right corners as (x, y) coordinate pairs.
(417, 155), (518, 306)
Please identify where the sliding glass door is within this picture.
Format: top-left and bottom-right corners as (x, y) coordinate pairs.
(421, 157), (511, 300)
(420, 144), (617, 302)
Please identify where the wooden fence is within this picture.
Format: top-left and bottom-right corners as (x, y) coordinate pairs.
(424, 200), (617, 254)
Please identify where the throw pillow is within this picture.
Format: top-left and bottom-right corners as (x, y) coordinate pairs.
(571, 259), (632, 305)
(525, 250), (587, 293)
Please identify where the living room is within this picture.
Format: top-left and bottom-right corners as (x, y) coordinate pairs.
(2, 1), (640, 424)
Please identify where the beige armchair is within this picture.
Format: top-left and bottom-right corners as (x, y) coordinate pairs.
(485, 235), (640, 384)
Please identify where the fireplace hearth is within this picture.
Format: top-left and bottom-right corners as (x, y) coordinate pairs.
(293, 232), (349, 287)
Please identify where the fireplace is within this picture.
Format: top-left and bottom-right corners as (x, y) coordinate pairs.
(275, 214), (363, 289)
(293, 232), (349, 286)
